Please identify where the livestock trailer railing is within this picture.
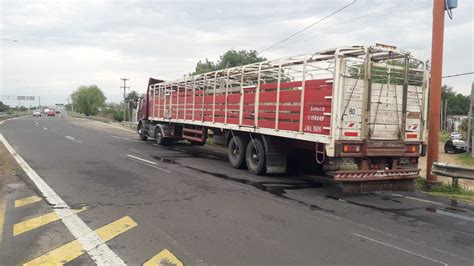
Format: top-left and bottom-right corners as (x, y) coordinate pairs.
(138, 45), (428, 187)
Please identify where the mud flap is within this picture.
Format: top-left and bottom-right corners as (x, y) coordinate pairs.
(261, 135), (287, 174)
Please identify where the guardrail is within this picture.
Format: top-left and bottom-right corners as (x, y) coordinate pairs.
(431, 162), (474, 186)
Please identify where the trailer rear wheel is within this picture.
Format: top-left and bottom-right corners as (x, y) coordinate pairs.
(246, 138), (266, 175)
(228, 135), (247, 169)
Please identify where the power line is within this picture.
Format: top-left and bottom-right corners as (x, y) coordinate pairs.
(285, 2), (430, 46)
(442, 72), (474, 79)
(258, 0), (357, 54)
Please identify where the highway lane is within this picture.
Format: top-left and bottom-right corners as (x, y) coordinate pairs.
(1, 115), (473, 265)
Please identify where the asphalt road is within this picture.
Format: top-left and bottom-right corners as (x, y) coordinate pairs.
(0, 115), (473, 265)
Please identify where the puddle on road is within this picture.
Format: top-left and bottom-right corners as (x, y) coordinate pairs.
(325, 194), (420, 213)
(152, 154), (335, 213)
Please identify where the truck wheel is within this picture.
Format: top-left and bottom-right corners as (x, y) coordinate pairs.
(138, 123), (148, 141)
(156, 127), (168, 145)
(246, 138), (266, 175)
(228, 135), (247, 169)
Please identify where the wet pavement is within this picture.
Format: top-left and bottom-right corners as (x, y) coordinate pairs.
(0, 115), (473, 265)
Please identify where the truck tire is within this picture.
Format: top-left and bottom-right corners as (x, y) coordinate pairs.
(138, 123), (148, 141)
(246, 138), (266, 175)
(155, 127), (168, 145)
(228, 135), (247, 169)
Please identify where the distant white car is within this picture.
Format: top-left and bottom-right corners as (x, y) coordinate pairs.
(449, 132), (462, 140)
(33, 111), (41, 116)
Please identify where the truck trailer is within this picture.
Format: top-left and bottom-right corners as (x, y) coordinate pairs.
(137, 45), (429, 191)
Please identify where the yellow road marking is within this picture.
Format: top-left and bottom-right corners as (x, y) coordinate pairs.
(24, 239), (83, 266)
(15, 195), (42, 208)
(96, 215), (137, 241)
(14, 208), (85, 236)
(0, 196), (6, 244)
(143, 249), (183, 266)
(24, 216), (137, 266)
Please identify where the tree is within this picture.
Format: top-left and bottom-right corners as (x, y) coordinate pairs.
(349, 60), (425, 85)
(126, 90), (139, 102)
(194, 59), (216, 75)
(216, 49), (266, 69)
(442, 84), (470, 115)
(192, 49), (266, 75)
(0, 101), (9, 112)
(71, 85), (106, 116)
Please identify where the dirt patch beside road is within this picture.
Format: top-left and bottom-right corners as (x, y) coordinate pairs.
(0, 141), (25, 242)
(0, 142), (23, 190)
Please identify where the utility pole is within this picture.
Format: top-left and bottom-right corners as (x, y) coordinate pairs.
(443, 99), (448, 131)
(426, 0), (445, 183)
(441, 100), (444, 131)
(121, 78), (129, 122)
(469, 82), (473, 157)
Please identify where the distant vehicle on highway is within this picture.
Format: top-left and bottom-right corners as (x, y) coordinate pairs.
(33, 111), (41, 116)
(449, 132), (463, 140)
(55, 110), (61, 114)
(43, 108), (50, 114)
(47, 110), (56, 116)
(444, 138), (467, 153)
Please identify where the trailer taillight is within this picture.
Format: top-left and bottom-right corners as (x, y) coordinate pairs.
(405, 145), (418, 153)
(342, 144), (361, 153)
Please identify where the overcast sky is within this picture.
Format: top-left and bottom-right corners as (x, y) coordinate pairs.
(1, 0), (472, 106)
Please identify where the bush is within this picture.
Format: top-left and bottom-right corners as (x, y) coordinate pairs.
(440, 131), (450, 142)
(112, 111), (124, 122)
(98, 103), (124, 122)
(417, 177), (474, 195)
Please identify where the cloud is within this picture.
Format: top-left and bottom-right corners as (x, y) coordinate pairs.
(1, 0), (472, 106)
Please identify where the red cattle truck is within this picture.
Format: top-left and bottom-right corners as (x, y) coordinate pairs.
(137, 45), (429, 191)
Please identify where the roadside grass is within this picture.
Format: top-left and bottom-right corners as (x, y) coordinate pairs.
(416, 178), (474, 203)
(0, 142), (21, 182)
(69, 112), (111, 123)
(0, 111), (29, 122)
(439, 131), (450, 142)
(456, 152), (474, 166)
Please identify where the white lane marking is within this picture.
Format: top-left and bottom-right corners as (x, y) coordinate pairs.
(352, 233), (448, 266)
(92, 120), (134, 132)
(112, 135), (138, 142)
(65, 135), (83, 144)
(429, 208), (474, 222)
(43, 127), (47, 130)
(124, 154), (171, 173)
(0, 134), (126, 265)
(390, 193), (445, 206)
(126, 154), (157, 165)
(0, 118), (12, 125)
